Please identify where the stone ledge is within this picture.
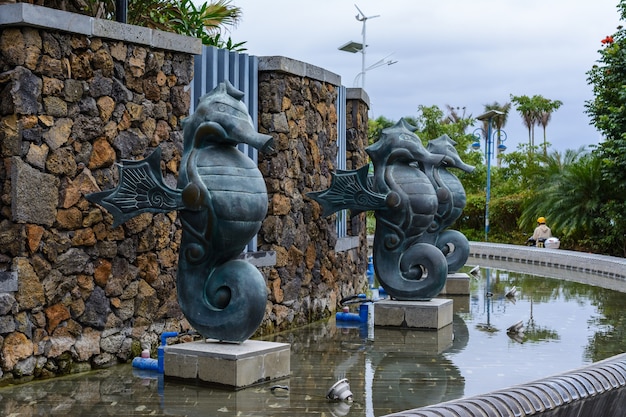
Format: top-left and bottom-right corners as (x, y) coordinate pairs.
(164, 340), (290, 389)
(335, 236), (360, 252)
(0, 2), (92, 35)
(346, 87), (370, 108)
(0, 3), (202, 55)
(258, 56), (341, 86)
(238, 250), (276, 267)
(92, 17), (151, 47)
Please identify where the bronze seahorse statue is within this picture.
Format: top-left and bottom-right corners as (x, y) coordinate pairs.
(88, 81), (273, 342)
(309, 119), (473, 300)
(420, 134), (475, 273)
(366, 120), (449, 300)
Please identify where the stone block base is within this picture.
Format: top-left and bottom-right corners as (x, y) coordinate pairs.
(374, 298), (453, 329)
(439, 273), (470, 295)
(164, 340), (290, 389)
(373, 324), (454, 354)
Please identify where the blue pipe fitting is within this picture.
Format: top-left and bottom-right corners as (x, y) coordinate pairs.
(132, 331), (179, 373)
(158, 332), (179, 373)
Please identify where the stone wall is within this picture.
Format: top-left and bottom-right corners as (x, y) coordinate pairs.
(0, 5), (200, 382)
(0, 5), (369, 382)
(255, 58), (368, 334)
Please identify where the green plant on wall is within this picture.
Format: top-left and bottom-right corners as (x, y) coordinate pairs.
(18, 0), (246, 51)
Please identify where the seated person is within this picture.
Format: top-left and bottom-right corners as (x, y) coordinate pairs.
(532, 217), (552, 247)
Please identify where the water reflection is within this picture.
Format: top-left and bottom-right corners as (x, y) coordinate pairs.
(1, 267), (626, 416)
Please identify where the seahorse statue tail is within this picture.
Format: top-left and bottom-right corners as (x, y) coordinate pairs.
(177, 252), (267, 342)
(373, 222), (448, 301)
(435, 229), (469, 274)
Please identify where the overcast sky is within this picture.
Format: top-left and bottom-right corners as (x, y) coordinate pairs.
(228, 0), (620, 153)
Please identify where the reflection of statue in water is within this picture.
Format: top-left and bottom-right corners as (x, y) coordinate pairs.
(308, 119), (474, 301)
(88, 81), (273, 342)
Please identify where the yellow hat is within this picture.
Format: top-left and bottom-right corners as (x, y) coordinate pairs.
(537, 217), (546, 224)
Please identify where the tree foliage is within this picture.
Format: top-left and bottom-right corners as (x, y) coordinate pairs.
(585, 0), (626, 255)
(367, 116), (395, 145)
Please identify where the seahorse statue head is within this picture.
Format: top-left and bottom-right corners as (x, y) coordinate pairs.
(182, 80), (274, 154)
(426, 134), (475, 173)
(366, 119), (444, 167)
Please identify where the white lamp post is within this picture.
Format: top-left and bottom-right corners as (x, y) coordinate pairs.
(338, 5), (395, 89)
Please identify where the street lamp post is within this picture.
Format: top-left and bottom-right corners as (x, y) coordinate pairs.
(353, 54), (397, 87)
(338, 5), (396, 89)
(472, 110), (506, 242)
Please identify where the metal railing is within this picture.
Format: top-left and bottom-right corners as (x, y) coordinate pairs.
(191, 47), (350, 247)
(336, 85), (348, 239)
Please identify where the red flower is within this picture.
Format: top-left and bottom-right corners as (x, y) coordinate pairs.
(601, 35), (614, 45)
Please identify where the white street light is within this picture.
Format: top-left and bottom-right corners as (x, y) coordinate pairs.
(353, 54), (397, 87)
(338, 4), (395, 89)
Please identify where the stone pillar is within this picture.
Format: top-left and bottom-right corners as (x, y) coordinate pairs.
(255, 57), (368, 335)
(346, 87), (370, 239)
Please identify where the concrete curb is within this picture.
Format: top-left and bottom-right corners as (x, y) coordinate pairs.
(469, 242), (626, 279)
(258, 55), (341, 86)
(385, 353), (626, 417)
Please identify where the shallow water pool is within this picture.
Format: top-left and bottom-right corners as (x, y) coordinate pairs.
(1, 266), (625, 416)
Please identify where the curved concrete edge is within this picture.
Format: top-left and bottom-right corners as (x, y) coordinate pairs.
(385, 353), (626, 417)
(469, 242), (626, 279)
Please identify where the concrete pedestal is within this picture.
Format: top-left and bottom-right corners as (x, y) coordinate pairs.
(373, 324), (454, 354)
(164, 340), (290, 389)
(438, 273), (470, 295)
(374, 298), (453, 330)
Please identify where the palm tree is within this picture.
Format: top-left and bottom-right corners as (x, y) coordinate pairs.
(536, 97), (563, 156)
(520, 150), (603, 242)
(540, 146), (586, 179)
(483, 102), (511, 167)
(511, 94), (538, 150)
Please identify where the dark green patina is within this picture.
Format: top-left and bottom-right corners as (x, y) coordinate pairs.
(309, 119), (474, 300)
(88, 81), (273, 342)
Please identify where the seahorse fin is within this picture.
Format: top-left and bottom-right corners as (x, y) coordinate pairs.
(86, 147), (184, 227)
(307, 165), (387, 217)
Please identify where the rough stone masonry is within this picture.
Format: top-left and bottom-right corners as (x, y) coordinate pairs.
(0, 24), (195, 380)
(0, 4), (369, 382)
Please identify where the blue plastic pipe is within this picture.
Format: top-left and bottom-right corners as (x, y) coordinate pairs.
(335, 303), (369, 323)
(132, 356), (159, 371)
(158, 332), (178, 373)
(132, 331), (179, 373)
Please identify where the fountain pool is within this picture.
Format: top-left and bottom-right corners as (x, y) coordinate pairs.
(1, 264), (626, 416)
